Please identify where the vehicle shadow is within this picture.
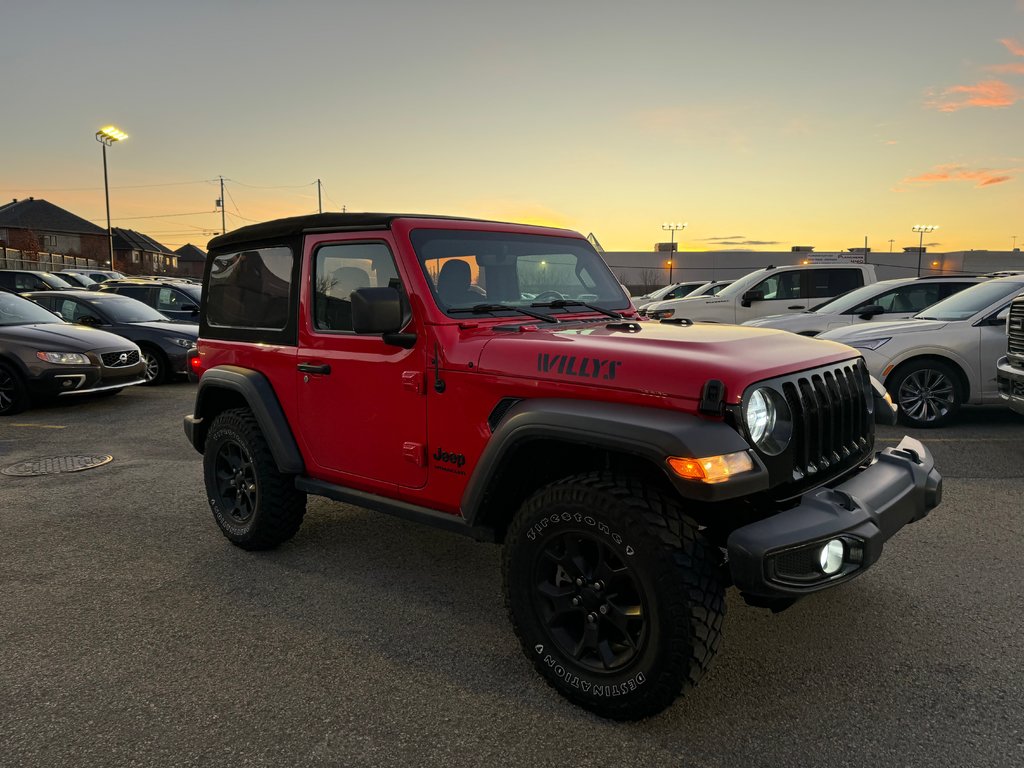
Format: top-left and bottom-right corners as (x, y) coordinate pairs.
(183, 499), (963, 733)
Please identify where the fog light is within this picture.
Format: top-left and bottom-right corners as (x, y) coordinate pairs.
(819, 539), (845, 575)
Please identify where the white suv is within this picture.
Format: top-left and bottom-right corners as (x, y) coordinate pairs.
(820, 276), (1024, 427)
(743, 276), (983, 336)
(644, 264), (876, 324)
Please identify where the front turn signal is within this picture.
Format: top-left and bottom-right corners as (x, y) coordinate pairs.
(667, 451), (754, 484)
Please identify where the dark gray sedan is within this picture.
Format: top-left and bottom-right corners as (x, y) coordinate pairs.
(0, 288), (144, 415)
(25, 290), (198, 385)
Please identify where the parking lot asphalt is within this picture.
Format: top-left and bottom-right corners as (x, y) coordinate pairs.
(1, 384), (1022, 768)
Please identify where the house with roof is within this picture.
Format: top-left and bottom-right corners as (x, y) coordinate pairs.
(0, 197), (109, 263)
(112, 228), (178, 274)
(174, 243), (207, 278)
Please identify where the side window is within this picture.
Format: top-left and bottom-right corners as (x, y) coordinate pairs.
(810, 269), (863, 299)
(207, 247), (293, 329)
(313, 242), (400, 332)
(157, 287), (183, 312)
(58, 298), (85, 322)
(31, 296), (56, 312)
(15, 274), (45, 291)
(752, 271), (802, 300)
(116, 285), (150, 302)
(938, 282), (970, 300)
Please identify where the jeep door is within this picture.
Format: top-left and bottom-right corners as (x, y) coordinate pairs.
(296, 235), (428, 488)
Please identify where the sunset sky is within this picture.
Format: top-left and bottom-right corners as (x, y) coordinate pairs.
(2, 0), (1023, 253)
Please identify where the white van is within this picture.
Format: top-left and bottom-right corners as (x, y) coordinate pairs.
(643, 263), (877, 324)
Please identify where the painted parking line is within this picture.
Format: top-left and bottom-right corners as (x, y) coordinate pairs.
(877, 436), (1020, 442)
(5, 423), (68, 430)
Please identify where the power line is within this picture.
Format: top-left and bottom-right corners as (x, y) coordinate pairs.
(224, 178), (317, 190)
(0, 179), (215, 193)
(85, 210), (218, 222)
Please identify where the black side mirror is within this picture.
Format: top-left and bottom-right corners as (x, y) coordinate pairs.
(181, 303), (199, 314)
(741, 290), (764, 308)
(78, 315), (102, 326)
(351, 287), (416, 348)
(856, 304), (884, 319)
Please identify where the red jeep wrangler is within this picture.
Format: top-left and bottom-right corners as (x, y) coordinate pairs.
(184, 213), (942, 719)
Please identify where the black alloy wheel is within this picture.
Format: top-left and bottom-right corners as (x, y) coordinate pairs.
(212, 439), (258, 525)
(202, 408), (306, 549)
(503, 472), (726, 720)
(0, 363), (29, 416)
(533, 531), (647, 674)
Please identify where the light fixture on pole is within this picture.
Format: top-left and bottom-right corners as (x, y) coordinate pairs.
(911, 225), (938, 277)
(661, 222), (687, 284)
(95, 125), (128, 269)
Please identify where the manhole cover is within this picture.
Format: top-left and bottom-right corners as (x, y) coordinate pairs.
(2, 455), (114, 477)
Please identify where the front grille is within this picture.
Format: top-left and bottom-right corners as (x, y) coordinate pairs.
(1008, 298), (1024, 358)
(779, 361), (872, 482)
(101, 350), (140, 368)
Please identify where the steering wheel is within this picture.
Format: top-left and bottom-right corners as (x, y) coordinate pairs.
(532, 291), (565, 301)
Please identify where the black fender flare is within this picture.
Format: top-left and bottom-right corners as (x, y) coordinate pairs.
(183, 365), (304, 474)
(461, 398), (767, 524)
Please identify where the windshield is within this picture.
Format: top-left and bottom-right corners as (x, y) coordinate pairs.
(410, 230), (630, 316)
(807, 282), (899, 314)
(915, 280), (1024, 321)
(712, 272), (767, 299)
(0, 291), (63, 326)
(42, 273), (74, 289)
(87, 294), (169, 323)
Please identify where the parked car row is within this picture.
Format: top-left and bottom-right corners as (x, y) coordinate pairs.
(637, 265), (1024, 428)
(0, 279), (200, 415)
(0, 288), (147, 415)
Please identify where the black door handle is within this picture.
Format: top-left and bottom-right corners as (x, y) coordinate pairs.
(788, 305), (804, 310)
(297, 362), (331, 375)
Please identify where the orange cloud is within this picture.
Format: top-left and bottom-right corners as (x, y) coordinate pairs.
(986, 62), (1024, 74)
(901, 164), (1015, 188)
(926, 80), (1019, 111)
(1001, 38), (1024, 57)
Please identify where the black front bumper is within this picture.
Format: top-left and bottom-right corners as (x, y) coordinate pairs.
(727, 436), (941, 600)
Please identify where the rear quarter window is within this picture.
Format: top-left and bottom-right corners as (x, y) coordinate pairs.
(810, 269), (863, 298)
(206, 247), (292, 329)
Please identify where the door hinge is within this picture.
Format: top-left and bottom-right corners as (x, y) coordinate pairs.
(402, 370), (425, 394)
(402, 442), (426, 467)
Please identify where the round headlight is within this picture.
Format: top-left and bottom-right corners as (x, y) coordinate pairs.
(744, 387), (792, 456)
(745, 389), (775, 444)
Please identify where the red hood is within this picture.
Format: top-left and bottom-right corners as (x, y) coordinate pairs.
(475, 321), (859, 404)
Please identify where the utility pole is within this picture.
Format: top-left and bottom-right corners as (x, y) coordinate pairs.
(219, 176), (226, 235)
(317, 179), (322, 214)
(888, 239), (894, 253)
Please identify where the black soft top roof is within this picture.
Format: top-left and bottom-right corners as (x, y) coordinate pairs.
(207, 212), (503, 252)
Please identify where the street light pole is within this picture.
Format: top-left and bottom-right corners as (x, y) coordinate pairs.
(95, 126), (127, 269)
(661, 222), (687, 285)
(911, 225), (938, 277)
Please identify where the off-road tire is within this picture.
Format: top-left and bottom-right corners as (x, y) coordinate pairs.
(140, 346), (167, 385)
(889, 358), (962, 428)
(503, 471), (725, 720)
(0, 362), (29, 416)
(203, 407), (306, 550)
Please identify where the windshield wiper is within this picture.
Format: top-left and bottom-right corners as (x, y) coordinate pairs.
(531, 299), (622, 320)
(448, 303), (558, 323)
